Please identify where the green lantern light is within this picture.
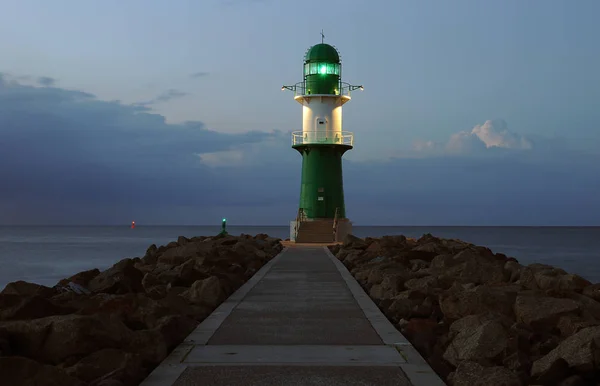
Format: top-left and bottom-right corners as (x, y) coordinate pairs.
(319, 65), (327, 74)
(219, 218), (228, 236)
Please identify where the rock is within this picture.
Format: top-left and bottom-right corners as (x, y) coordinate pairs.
(533, 270), (591, 292)
(514, 293), (579, 330)
(65, 348), (144, 384)
(91, 380), (125, 386)
(0, 328), (11, 356)
(0, 280), (56, 298)
(0, 356), (85, 386)
(156, 242), (204, 266)
(504, 261), (523, 283)
(556, 314), (600, 337)
(56, 268), (101, 289)
(582, 283), (600, 302)
(564, 292), (600, 321)
(450, 361), (522, 386)
(443, 315), (510, 366)
(379, 235), (407, 249)
(369, 274), (406, 301)
(181, 276), (227, 308)
(0, 295), (75, 321)
(558, 375), (586, 386)
(404, 276), (438, 292)
(1, 314), (133, 364)
(57, 282), (91, 295)
(141, 272), (161, 291)
(440, 283), (519, 321)
(153, 314), (197, 350)
(502, 350), (532, 375)
(126, 329), (168, 366)
(384, 290), (428, 322)
(401, 318), (440, 357)
(142, 244), (159, 265)
(342, 234), (368, 250)
(88, 258), (144, 294)
(431, 249), (505, 285)
(531, 326), (600, 383)
(77, 293), (171, 330)
(156, 259), (207, 287)
(409, 259), (429, 271)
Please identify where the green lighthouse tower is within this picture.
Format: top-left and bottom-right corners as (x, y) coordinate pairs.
(282, 33), (363, 243)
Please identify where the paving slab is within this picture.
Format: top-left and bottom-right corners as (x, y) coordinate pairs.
(173, 366), (412, 386)
(140, 245), (446, 386)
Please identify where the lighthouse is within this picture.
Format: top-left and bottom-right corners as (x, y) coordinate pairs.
(282, 33), (363, 243)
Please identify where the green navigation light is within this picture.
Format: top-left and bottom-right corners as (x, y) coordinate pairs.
(319, 66), (327, 74)
(219, 217), (228, 236)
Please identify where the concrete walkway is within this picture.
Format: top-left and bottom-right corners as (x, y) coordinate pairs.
(140, 246), (445, 386)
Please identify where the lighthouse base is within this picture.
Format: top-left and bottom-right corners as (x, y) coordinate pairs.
(290, 218), (352, 244)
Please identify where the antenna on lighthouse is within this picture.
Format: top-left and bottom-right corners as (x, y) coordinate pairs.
(320, 29), (325, 44)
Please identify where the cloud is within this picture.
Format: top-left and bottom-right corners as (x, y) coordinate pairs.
(0, 73), (285, 224)
(190, 72), (209, 78)
(0, 74), (598, 226)
(135, 89), (189, 106)
(37, 76), (56, 87)
(411, 119), (535, 157)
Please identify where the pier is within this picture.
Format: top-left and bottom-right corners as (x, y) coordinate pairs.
(140, 245), (444, 386)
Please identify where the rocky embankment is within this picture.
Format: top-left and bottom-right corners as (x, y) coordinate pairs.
(330, 234), (600, 386)
(0, 234), (282, 386)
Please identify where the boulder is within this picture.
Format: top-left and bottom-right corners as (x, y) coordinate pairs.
(180, 276), (227, 308)
(404, 276), (438, 292)
(582, 283), (600, 302)
(0, 295), (75, 321)
(56, 268), (101, 289)
(1, 314), (133, 364)
(514, 293), (579, 330)
(531, 326), (600, 383)
(384, 290), (429, 322)
(430, 249), (505, 286)
(88, 258), (144, 294)
(0, 328), (11, 356)
(141, 244), (159, 265)
(556, 314), (600, 337)
(77, 293), (171, 330)
(379, 235), (407, 249)
(440, 283), (519, 321)
(156, 259), (207, 287)
(342, 234), (368, 250)
(156, 243), (204, 266)
(443, 316), (510, 366)
(125, 329), (168, 366)
(0, 356), (85, 386)
(1, 280), (56, 298)
(65, 348), (145, 384)
(153, 314), (198, 351)
(449, 361), (522, 386)
(409, 259), (429, 272)
(369, 275), (404, 301)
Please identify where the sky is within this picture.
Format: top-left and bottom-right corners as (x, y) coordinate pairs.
(1, 0), (599, 226)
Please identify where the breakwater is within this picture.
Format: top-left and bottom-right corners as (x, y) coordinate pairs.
(0, 234), (283, 386)
(331, 234), (600, 386)
(1, 232), (599, 385)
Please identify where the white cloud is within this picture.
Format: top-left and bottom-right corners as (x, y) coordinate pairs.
(411, 119), (534, 156)
(471, 119), (533, 150)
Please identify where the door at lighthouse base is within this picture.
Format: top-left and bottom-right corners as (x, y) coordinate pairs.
(315, 189), (327, 218)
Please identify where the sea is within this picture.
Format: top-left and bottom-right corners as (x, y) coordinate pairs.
(0, 226), (599, 290)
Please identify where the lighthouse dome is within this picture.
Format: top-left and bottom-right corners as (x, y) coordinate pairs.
(304, 43), (340, 63)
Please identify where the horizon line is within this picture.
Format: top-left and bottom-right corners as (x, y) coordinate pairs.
(1, 224), (599, 228)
